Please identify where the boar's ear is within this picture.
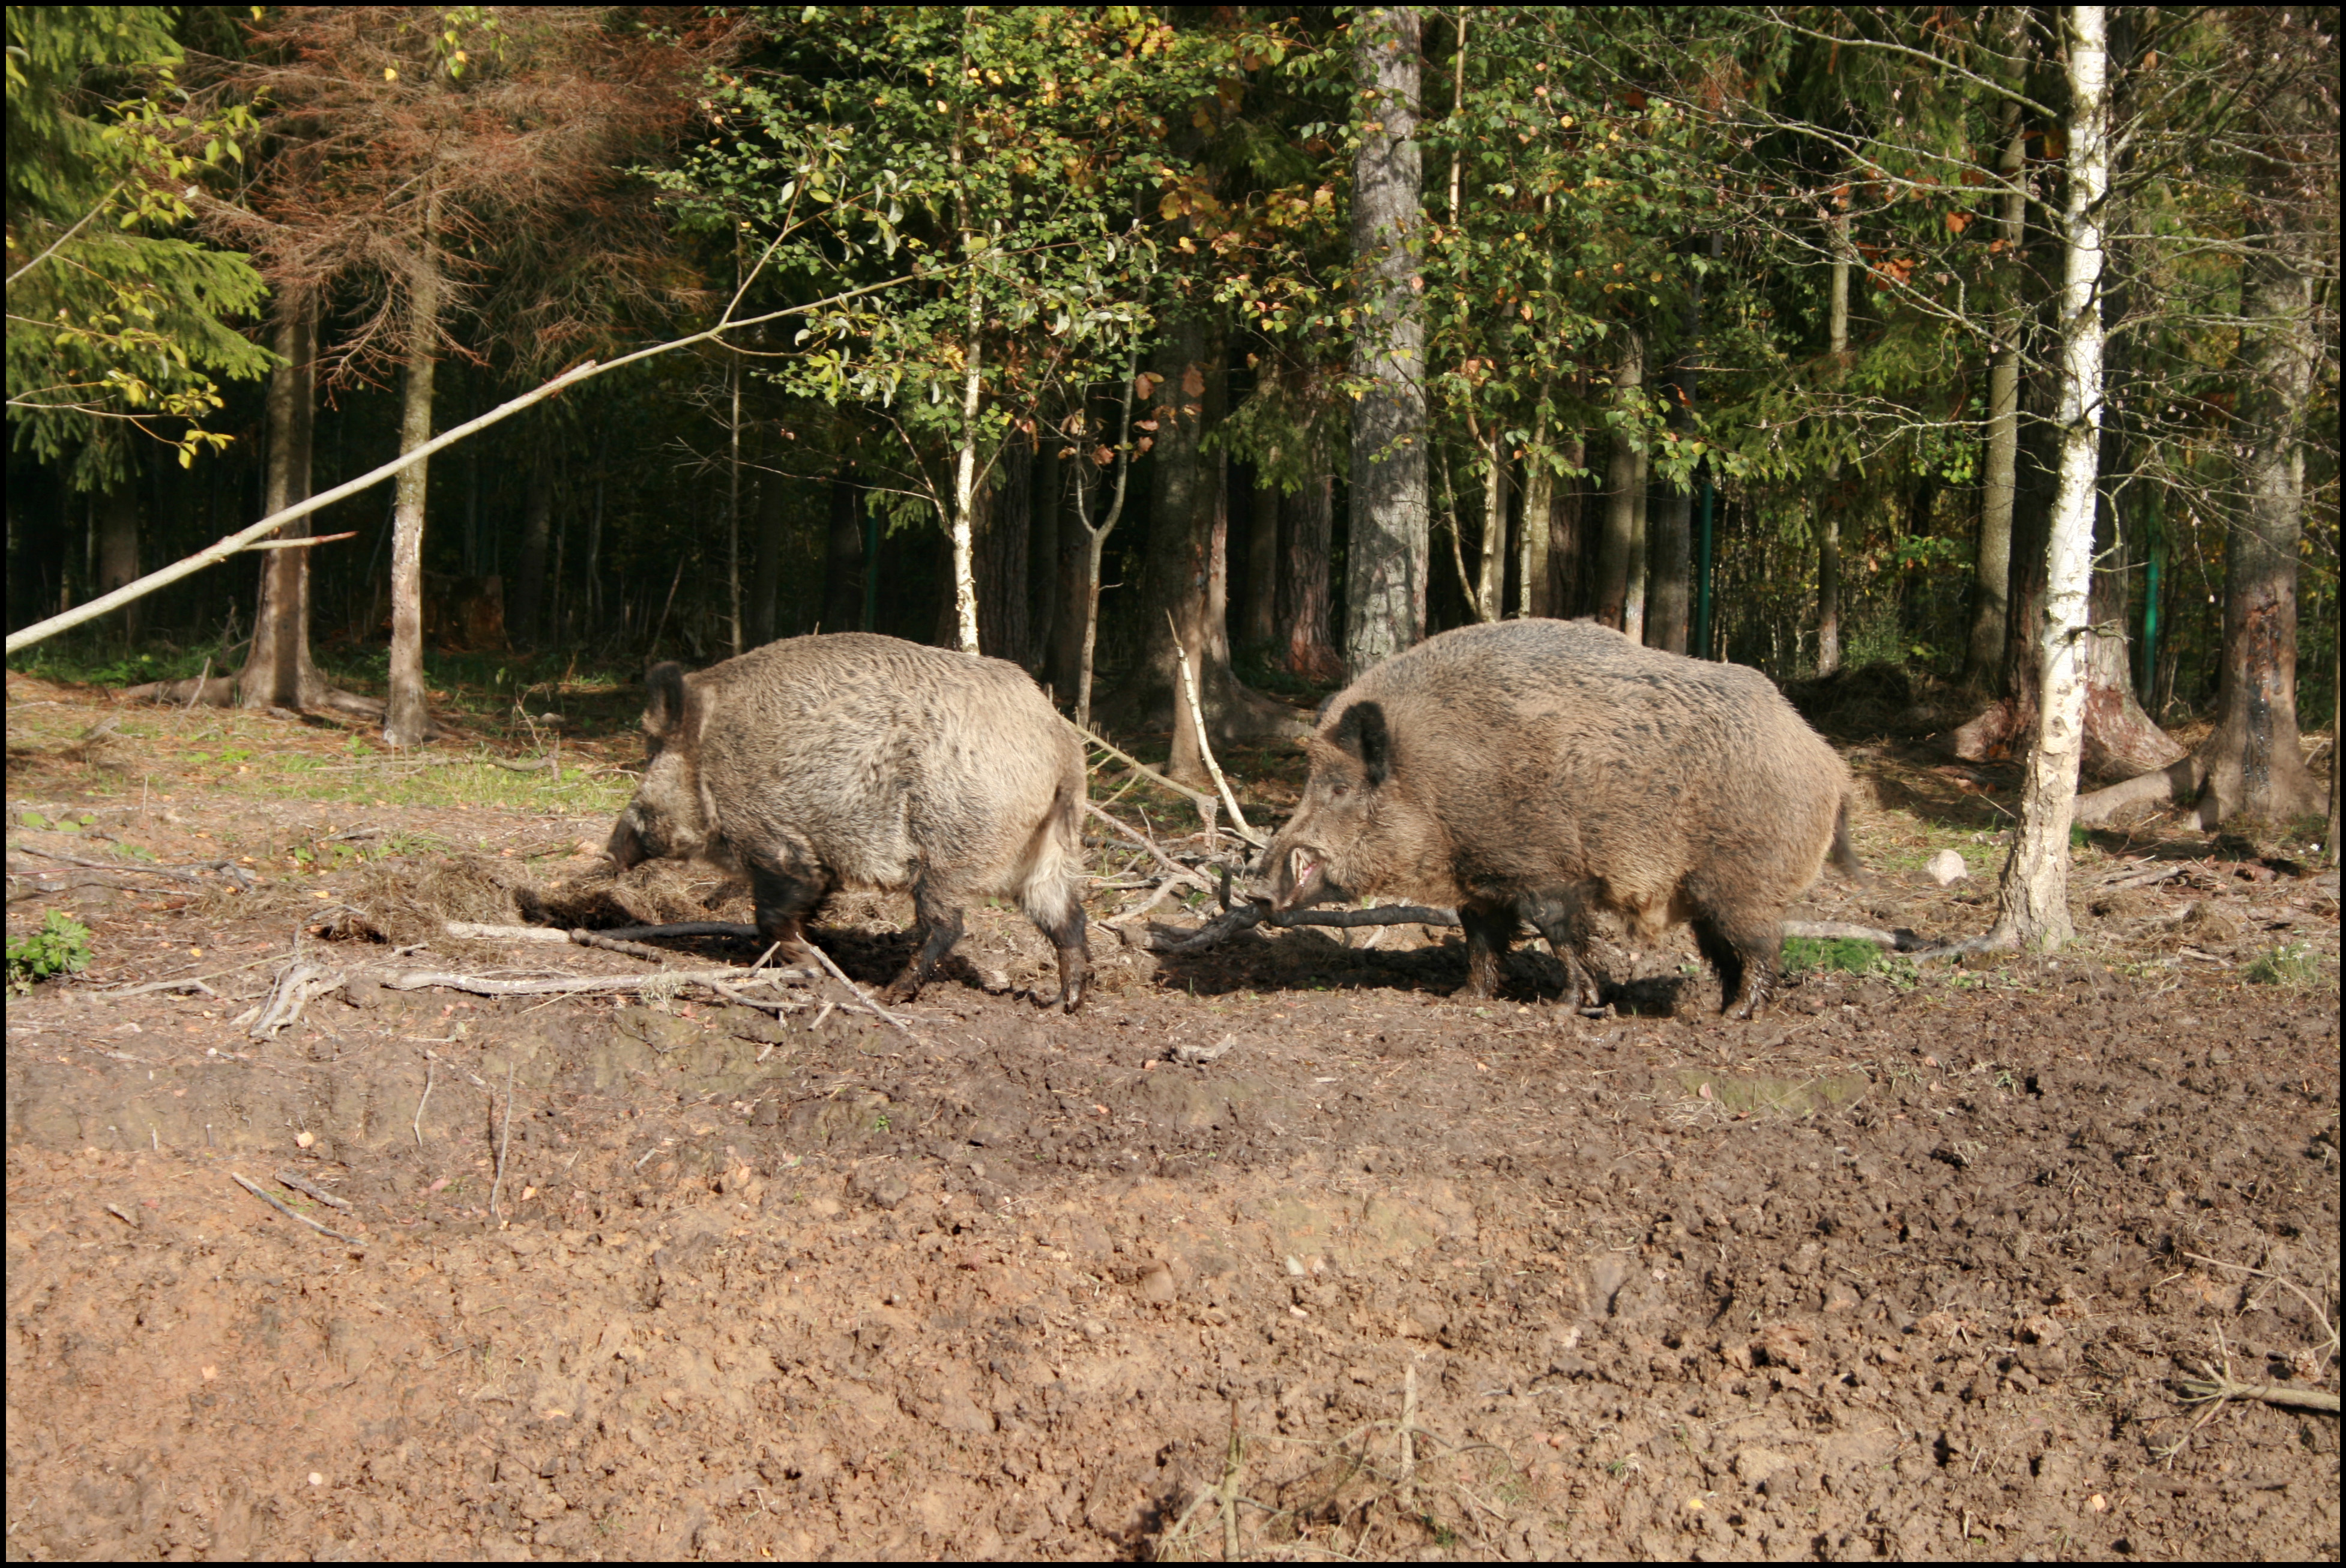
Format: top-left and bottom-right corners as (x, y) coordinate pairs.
(644, 661), (692, 742)
(1330, 700), (1392, 788)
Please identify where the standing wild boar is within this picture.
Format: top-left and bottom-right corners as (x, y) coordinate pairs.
(607, 633), (1089, 1010)
(1259, 619), (1860, 1017)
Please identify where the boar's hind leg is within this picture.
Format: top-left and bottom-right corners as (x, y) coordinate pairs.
(1028, 902), (1088, 1013)
(1456, 900), (1516, 1000)
(747, 864), (828, 966)
(882, 884), (966, 1005)
(1692, 907), (1780, 1019)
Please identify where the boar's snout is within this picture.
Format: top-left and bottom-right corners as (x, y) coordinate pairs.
(1262, 839), (1340, 911)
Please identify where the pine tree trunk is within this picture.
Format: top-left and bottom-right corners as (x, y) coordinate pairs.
(1282, 454), (1342, 683)
(979, 432), (1030, 662)
(1591, 334), (1644, 630)
(1241, 464), (1279, 649)
(238, 292), (321, 708)
(1343, 5), (1428, 678)
(1623, 464), (1650, 644)
(1991, 5), (2108, 953)
(1964, 124), (2030, 690)
(816, 472), (861, 638)
(384, 190), (443, 748)
(512, 451), (552, 650)
(1030, 439), (1062, 674)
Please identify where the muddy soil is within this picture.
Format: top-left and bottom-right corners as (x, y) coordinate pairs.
(6, 684), (2340, 1561)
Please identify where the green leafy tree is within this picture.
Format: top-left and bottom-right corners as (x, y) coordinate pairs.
(5, 4), (272, 483)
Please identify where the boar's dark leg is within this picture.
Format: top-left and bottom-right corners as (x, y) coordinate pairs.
(1524, 887), (1605, 1010)
(1692, 908), (1779, 1019)
(1456, 899), (1516, 1000)
(1031, 903), (1088, 1013)
(883, 884), (966, 1004)
(746, 863), (828, 965)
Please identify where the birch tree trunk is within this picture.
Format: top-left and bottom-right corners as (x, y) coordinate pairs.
(1343, 5), (1428, 677)
(1816, 207), (1851, 677)
(1964, 124), (2030, 690)
(384, 187), (443, 747)
(1990, 4), (2108, 952)
(1518, 403), (1552, 618)
(948, 271), (984, 657)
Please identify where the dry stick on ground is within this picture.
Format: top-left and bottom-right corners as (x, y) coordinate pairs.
(231, 1171), (361, 1246)
(801, 942), (914, 1037)
(414, 1060), (434, 1147)
(1165, 612), (1265, 850)
(373, 965), (798, 999)
(489, 1061), (516, 1221)
(1144, 899), (1464, 954)
(12, 845), (255, 887)
(274, 1168), (351, 1210)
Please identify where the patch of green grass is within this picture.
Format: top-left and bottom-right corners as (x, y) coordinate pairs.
(2243, 941), (2322, 987)
(1781, 935), (1881, 975)
(8, 911), (92, 994)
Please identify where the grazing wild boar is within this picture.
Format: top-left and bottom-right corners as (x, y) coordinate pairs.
(607, 633), (1089, 1010)
(1259, 619), (1862, 1017)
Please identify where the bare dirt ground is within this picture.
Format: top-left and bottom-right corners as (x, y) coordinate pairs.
(6, 669), (2339, 1561)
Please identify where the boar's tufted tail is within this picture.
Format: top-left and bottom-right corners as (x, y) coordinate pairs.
(1015, 768), (1085, 938)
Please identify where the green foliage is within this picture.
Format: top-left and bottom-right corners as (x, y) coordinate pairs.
(1781, 935), (1880, 975)
(4, 5), (274, 481)
(2242, 942), (2321, 988)
(8, 911), (93, 994)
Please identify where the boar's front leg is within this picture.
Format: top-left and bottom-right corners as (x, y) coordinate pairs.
(747, 863), (829, 967)
(882, 882), (966, 1005)
(1524, 887), (1605, 1012)
(1456, 899), (1516, 1000)
(1692, 905), (1781, 1019)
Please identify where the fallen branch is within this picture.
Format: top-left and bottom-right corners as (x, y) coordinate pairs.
(2098, 860), (2194, 891)
(376, 965), (800, 998)
(2175, 1375), (2339, 1415)
(231, 1171), (361, 1246)
(11, 845), (253, 887)
(274, 1168), (351, 1211)
(445, 920), (761, 945)
(802, 940), (915, 1037)
(1140, 899), (1462, 954)
(242, 961), (347, 1039)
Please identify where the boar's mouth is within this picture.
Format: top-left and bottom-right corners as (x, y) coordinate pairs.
(1270, 843), (1343, 910)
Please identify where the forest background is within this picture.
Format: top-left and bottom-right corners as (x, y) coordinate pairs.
(7, 5), (2339, 911)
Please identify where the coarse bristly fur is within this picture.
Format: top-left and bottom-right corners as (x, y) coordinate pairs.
(607, 633), (1089, 1011)
(1257, 618), (1862, 1018)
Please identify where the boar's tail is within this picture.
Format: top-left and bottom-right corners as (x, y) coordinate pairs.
(1015, 768), (1085, 933)
(1829, 795), (1871, 884)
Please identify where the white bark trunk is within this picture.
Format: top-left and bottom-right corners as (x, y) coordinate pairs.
(1992, 5), (2108, 953)
(949, 274), (983, 656)
(1817, 207), (1851, 676)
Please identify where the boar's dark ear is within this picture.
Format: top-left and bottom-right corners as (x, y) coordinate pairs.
(1330, 700), (1392, 788)
(644, 662), (692, 741)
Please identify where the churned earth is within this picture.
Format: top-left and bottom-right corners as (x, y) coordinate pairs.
(5, 672), (2339, 1560)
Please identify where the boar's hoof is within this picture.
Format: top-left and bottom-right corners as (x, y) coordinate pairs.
(1725, 980), (1773, 1021)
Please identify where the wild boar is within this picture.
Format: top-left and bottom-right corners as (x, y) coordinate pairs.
(607, 633), (1089, 1010)
(1259, 619), (1860, 1017)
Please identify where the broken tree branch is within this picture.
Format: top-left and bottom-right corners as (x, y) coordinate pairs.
(1165, 612), (1264, 848)
(1783, 920), (1932, 951)
(802, 940), (915, 1037)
